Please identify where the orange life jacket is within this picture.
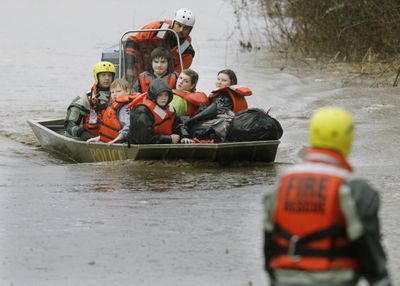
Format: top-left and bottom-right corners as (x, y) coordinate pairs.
(129, 95), (176, 135)
(270, 148), (359, 272)
(126, 20), (193, 75)
(98, 96), (133, 142)
(82, 85), (108, 136)
(172, 89), (209, 116)
(138, 72), (177, 93)
(208, 85), (252, 113)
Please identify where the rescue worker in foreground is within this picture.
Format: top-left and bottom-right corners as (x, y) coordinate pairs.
(263, 107), (391, 286)
(125, 8), (195, 84)
(64, 61), (115, 141)
(128, 79), (192, 144)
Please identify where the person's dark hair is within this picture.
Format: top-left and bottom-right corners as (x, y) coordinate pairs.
(181, 69), (199, 91)
(151, 47), (172, 63)
(150, 47), (173, 73)
(217, 69), (237, 85)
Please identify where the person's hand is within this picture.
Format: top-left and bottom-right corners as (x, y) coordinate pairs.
(86, 136), (100, 143)
(94, 102), (108, 112)
(180, 138), (193, 144)
(107, 137), (120, 145)
(76, 126), (93, 141)
(170, 134), (180, 144)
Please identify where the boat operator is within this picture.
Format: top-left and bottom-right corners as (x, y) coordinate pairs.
(124, 8), (196, 85)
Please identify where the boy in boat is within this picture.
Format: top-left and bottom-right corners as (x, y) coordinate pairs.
(128, 79), (192, 144)
(124, 8), (195, 84)
(263, 107), (391, 286)
(87, 78), (132, 144)
(64, 61), (115, 141)
(171, 69), (209, 117)
(131, 47), (178, 93)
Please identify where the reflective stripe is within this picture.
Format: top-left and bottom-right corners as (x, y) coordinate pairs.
(154, 105), (167, 119)
(178, 40), (190, 54)
(156, 23), (170, 39)
(284, 162), (351, 179)
(305, 152), (343, 165)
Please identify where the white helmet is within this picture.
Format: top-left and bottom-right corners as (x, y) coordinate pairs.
(174, 8), (195, 27)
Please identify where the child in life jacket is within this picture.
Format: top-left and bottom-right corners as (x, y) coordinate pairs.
(171, 69), (209, 117)
(87, 79), (133, 144)
(131, 47), (178, 94)
(185, 69), (252, 127)
(128, 78), (192, 144)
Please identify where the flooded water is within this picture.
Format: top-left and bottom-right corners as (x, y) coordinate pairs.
(1, 0), (399, 285)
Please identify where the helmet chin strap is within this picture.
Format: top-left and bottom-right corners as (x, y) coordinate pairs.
(97, 84), (110, 92)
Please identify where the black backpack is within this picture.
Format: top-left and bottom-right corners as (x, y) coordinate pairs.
(227, 108), (283, 142)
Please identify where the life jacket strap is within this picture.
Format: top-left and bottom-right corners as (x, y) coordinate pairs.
(273, 224), (356, 260)
(153, 113), (174, 127)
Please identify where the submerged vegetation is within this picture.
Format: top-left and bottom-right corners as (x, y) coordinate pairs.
(232, 0), (400, 86)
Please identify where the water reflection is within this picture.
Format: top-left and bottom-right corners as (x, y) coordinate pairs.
(64, 160), (283, 193)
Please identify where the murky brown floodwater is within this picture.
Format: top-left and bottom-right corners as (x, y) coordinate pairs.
(0, 0), (399, 285)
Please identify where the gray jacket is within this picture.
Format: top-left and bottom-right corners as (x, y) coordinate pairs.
(64, 88), (110, 139)
(263, 151), (391, 286)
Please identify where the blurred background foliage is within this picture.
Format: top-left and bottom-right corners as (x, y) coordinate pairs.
(231, 0), (400, 85)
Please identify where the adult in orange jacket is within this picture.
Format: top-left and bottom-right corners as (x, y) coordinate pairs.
(263, 107), (391, 286)
(125, 8), (195, 85)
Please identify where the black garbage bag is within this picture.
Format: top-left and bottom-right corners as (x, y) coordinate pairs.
(227, 108), (283, 142)
(190, 111), (235, 143)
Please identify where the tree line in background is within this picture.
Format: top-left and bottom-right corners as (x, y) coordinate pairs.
(232, 0), (400, 85)
(266, 0), (400, 62)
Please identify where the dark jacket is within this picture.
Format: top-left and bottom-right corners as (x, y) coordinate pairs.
(128, 78), (190, 144)
(64, 87), (110, 140)
(129, 105), (189, 144)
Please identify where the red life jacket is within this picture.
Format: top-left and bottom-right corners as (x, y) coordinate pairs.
(270, 148), (359, 272)
(209, 85), (252, 113)
(126, 20), (193, 75)
(98, 96), (133, 142)
(82, 85), (108, 136)
(129, 95), (176, 135)
(138, 72), (177, 93)
(172, 89), (209, 116)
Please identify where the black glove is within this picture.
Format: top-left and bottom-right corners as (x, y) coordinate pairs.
(94, 102), (108, 112)
(185, 102), (218, 127)
(76, 127), (93, 141)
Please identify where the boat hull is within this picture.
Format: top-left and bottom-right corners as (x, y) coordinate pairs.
(28, 119), (280, 163)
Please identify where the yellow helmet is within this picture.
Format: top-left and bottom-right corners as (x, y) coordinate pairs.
(93, 61), (116, 85)
(309, 107), (354, 157)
